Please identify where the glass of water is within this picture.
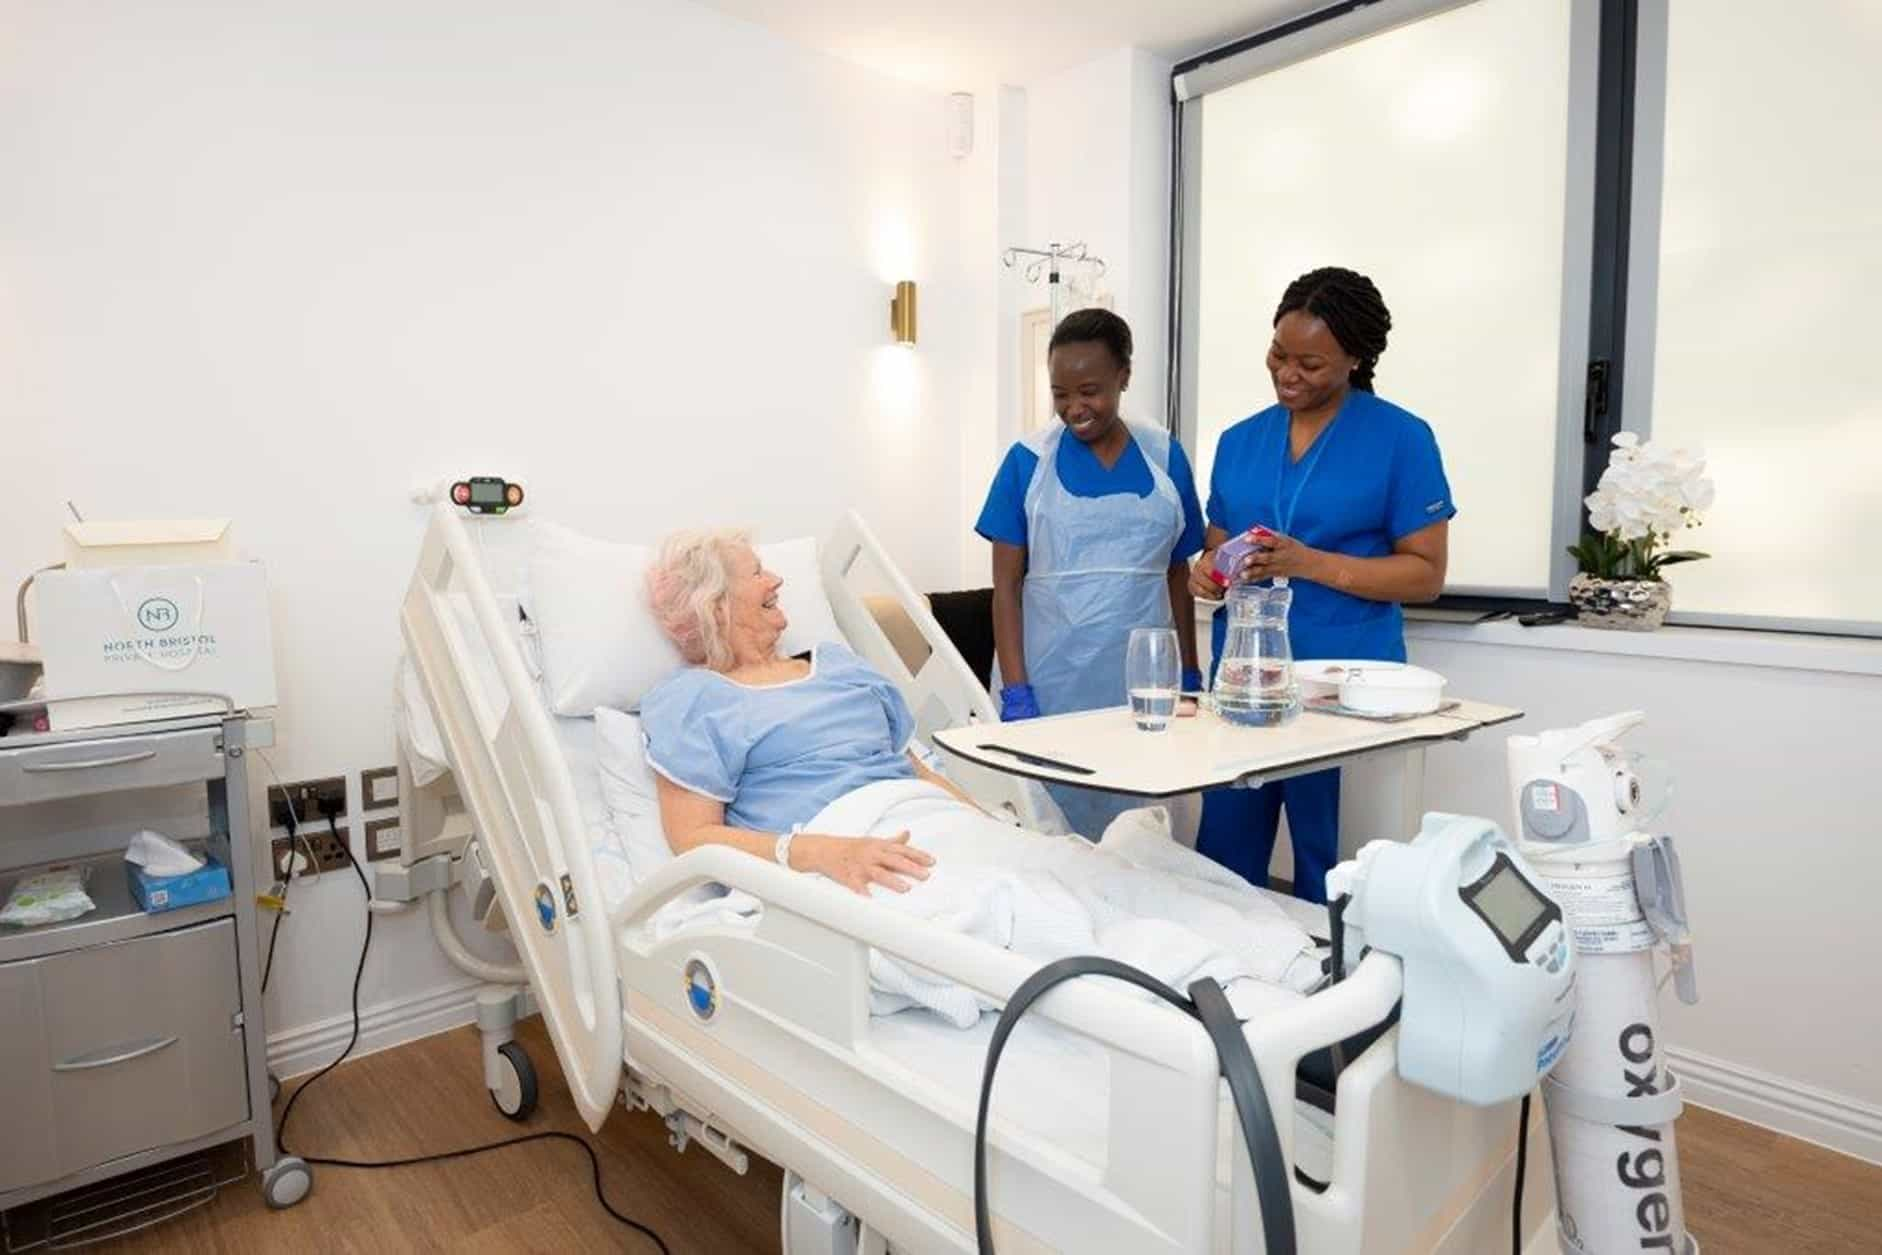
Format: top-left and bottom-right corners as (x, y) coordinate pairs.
(1126, 627), (1181, 733)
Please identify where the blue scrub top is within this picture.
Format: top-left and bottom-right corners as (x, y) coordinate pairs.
(975, 429), (1207, 564)
(1206, 390), (1455, 662)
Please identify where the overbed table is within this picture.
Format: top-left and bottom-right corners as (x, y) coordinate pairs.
(933, 698), (1523, 861)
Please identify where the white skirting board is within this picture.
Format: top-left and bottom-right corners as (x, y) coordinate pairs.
(267, 981), (539, 1080)
(1670, 1046), (1882, 1167)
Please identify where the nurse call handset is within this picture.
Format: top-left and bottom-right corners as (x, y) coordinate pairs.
(1209, 525), (1280, 588)
(1329, 812), (1576, 1106)
(451, 477), (525, 515)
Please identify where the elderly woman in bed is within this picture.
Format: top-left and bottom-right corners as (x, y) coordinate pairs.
(642, 528), (982, 895)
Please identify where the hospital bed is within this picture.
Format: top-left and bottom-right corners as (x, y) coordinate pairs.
(386, 502), (1558, 1254)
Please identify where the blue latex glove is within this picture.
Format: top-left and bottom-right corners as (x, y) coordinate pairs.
(1000, 683), (1041, 721)
(1182, 667), (1205, 695)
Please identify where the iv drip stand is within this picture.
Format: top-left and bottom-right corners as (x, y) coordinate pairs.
(1001, 241), (1106, 325)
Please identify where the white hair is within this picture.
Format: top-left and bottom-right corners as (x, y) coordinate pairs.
(645, 527), (751, 670)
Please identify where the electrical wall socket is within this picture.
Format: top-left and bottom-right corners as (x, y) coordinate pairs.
(272, 825), (352, 879)
(363, 816), (402, 862)
(268, 776), (347, 830)
(361, 766), (399, 810)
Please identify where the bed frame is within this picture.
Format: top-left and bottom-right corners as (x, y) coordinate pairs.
(390, 502), (1558, 1253)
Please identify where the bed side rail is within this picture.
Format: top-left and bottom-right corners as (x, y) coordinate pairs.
(401, 503), (622, 1131)
(820, 511), (1043, 827)
(622, 849), (1414, 1250)
(620, 844), (1225, 1249)
(623, 845), (1237, 1065)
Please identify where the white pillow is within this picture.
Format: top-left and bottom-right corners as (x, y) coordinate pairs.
(527, 521), (844, 717)
(595, 706), (672, 885)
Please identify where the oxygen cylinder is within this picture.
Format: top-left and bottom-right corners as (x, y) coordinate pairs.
(1507, 712), (1698, 1255)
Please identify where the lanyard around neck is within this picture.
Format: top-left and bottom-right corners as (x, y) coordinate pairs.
(1271, 405), (1344, 537)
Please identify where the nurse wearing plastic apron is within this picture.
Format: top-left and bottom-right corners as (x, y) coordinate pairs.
(977, 309), (1207, 840)
(1188, 268), (1454, 901)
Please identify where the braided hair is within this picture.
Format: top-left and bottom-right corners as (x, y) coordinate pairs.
(1273, 268), (1391, 393)
(1049, 307), (1133, 371)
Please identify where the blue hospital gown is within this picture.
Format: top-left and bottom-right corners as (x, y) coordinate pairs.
(640, 642), (917, 834)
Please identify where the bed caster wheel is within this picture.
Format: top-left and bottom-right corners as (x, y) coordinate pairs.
(490, 1041), (538, 1121)
(268, 1072), (281, 1104)
(262, 1156), (312, 1209)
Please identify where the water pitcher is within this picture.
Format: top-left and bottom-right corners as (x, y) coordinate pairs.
(1210, 582), (1300, 726)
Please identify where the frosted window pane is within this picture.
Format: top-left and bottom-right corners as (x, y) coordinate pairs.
(1650, 1), (1882, 624)
(1194, 0), (1572, 592)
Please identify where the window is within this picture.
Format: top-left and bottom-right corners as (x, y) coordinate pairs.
(1172, 0), (1882, 636)
(1630, 0), (1882, 628)
(1182, 0), (1583, 595)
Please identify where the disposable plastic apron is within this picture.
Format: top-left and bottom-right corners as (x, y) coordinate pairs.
(1012, 422), (1183, 838)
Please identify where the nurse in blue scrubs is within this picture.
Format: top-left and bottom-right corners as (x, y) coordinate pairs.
(976, 308), (1208, 839)
(1187, 267), (1454, 901)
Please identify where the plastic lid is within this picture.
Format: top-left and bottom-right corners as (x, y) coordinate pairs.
(1344, 664), (1444, 691)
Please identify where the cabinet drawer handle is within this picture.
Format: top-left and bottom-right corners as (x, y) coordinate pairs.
(22, 750), (158, 774)
(53, 1035), (179, 1071)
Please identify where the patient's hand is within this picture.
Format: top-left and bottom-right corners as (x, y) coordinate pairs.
(794, 831), (935, 895)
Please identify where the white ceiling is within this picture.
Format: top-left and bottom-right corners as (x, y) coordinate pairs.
(692, 0), (1318, 90)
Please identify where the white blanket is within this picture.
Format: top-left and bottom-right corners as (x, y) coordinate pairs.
(822, 781), (1322, 1025)
(649, 780), (1323, 1028)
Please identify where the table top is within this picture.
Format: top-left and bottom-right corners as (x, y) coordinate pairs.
(931, 698), (1523, 797)
(0, 710), (272, 752)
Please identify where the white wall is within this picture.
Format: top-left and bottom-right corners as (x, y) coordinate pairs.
(1406, 626), (1882, 1161)
(0, 0), (977, 1060)
(1015, 48), (1175, 432)
(948, 49), (1175, 589)
(952, 82), (1025, 585)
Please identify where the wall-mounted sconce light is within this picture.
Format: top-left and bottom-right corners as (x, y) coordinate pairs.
(889, 280), (917, 346)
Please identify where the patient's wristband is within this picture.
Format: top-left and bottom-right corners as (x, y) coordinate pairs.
(775, 825), (802, 871)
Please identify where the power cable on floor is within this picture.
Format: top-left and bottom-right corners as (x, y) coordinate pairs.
(268, 807), (669, 1254)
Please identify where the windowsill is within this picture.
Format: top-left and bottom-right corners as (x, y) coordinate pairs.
(1403, 613), (1882, 678)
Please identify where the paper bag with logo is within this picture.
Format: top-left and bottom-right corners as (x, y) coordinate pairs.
(33, 561), (277, 731)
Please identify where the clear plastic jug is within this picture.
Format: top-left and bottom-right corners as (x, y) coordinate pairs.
(1211, 582), (1300, 727)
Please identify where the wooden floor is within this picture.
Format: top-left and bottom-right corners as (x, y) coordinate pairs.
(91, 1015), (1882, 1254)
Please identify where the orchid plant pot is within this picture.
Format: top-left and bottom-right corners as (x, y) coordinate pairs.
(1567, 573), (1672, 631)
(1567, 434), (1715, 633)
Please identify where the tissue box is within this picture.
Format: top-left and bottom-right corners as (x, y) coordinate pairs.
(128, 859), (232, 913)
